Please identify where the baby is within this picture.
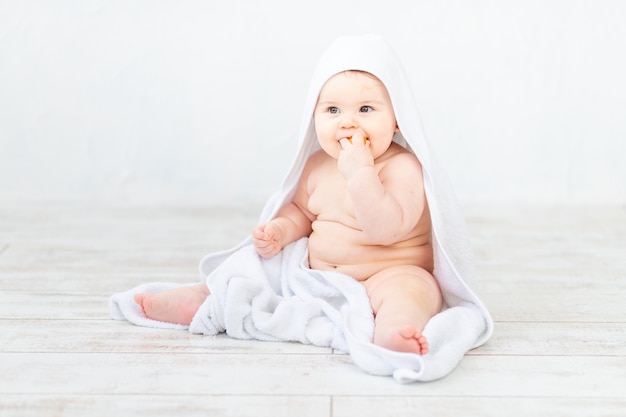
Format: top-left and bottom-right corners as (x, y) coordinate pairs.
(135, 69), (442, 355)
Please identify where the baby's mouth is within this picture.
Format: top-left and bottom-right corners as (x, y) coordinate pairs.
(347, 136), (368, 144)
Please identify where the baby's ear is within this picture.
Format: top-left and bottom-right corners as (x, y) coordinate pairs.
(395, 123), (400, 132)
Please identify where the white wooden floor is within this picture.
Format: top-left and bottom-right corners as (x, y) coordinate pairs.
(0, 203), (624, 416)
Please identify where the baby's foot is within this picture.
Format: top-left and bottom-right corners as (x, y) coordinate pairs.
(376, 324), (429, 355)
(134, 284), (208, 325)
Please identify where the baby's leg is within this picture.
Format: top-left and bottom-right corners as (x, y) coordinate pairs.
(134, 283), (209, 325)
(363, 266), (442, 355)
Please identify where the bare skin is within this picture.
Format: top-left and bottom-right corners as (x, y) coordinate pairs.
(134, 284), (208, 325)
(135, 71), (442, 355)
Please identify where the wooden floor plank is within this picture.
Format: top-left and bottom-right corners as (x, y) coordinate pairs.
(2, 319), (623, 357)
(3, 284), (624, 324)
(0, 395), (331, 417)
(0, 293), (115, 320)
(1, 353), (624, 398)
(0, 320), (332, 355)
(469, 321), (626, 356)
(0, 240), (213, 275)
(482, 287), (626, 323)
(332, 396), (626, 417)
(0, 271), (200, 293)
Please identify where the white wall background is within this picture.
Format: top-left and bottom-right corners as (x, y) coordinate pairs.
(1, 0), (625, 206)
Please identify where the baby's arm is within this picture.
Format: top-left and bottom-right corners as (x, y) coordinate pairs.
(339, 142), (425, 244)
(252, 202), (312, 258)
(252, 161), (315, 258)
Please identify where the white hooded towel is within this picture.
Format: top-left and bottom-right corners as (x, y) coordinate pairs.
(109, 34), (494, 383)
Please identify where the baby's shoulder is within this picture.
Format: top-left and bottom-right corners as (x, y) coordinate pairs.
(308, 149), (332, 162)
(299, 150), (334, 183)
(379, 144), (422, 169)
(304, 149), (334, 170)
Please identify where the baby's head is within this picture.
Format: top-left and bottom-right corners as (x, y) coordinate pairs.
(313, 70), (399, 160)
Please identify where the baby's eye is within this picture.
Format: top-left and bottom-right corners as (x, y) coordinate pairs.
(360, 106), (373, 113)
(328, 106), (340, 114)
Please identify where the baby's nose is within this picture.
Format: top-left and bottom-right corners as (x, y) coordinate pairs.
(339, 114), (358, 128)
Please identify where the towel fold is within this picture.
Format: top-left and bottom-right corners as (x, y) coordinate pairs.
(111, 238), (485, 382)
(189, 239), (371, 350)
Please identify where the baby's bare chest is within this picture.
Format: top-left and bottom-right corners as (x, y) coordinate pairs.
(306, 170), (355, 220)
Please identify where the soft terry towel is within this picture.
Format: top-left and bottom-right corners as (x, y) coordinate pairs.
(110, 34), (494, 383)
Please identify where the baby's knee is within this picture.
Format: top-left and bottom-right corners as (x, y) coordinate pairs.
(365, 266), (441, 308)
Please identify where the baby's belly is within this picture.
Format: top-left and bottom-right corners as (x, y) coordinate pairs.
(307, 222), (433, 281)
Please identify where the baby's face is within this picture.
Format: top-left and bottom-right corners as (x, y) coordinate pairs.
(314, 71), (398, 160)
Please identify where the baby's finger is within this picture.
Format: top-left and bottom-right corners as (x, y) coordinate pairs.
(252, 235), (268, 246)
(338, 137), (351, 149)
(350, 133), (367, 146)
(252, 226), (266, 240)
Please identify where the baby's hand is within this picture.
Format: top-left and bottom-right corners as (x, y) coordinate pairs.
(337, 132), (374, 180)
(252, 222), (283, 258)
